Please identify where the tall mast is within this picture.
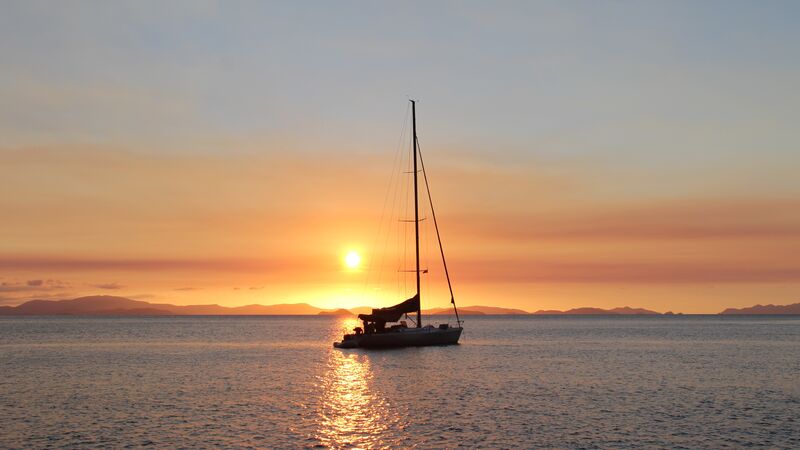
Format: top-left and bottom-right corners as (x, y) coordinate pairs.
(411, 100), (421, 328)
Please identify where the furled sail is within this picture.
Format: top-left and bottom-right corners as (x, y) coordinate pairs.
(358, 294), (419, 323)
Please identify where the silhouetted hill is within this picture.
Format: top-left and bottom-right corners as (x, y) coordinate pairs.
(318, 308), (354, 316)
(424, 306), (529, 315)
(348, 306), (373, 316)
(347, 305), (521, 316)
(0, 296), (329, 316)
(532, 306), (661, 315)
(88, 308), (176, 316)
(16, 296), (767, 316)
(8, 296), (165, 315)
(204, 303), (325, 315)
(464, 306), (529, 315)
(0, 297), (675, 316)
(719, 303), (800, 315)
(424, 307), (486, 315)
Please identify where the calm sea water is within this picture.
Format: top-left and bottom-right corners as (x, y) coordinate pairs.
(1, 315), (799, 448)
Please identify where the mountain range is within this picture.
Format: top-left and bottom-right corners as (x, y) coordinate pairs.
(0, 296), (529, 316)
(0, 296), (325, 316)
(0, 295), (798, 316)
(532, 306), (660, 315)
(718, 303), (800, 315)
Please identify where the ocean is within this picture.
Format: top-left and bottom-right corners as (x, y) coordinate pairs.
(1, 315), (798, 448)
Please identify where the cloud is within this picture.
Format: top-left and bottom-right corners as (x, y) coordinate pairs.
(0, 290), (74, 305)
(174, 287), (202, 291)
(0, 279), (69, 292)
(92, 282), (124, 290)
(0, 279), (89, 305)
(454, 259), (800, 284)
(455, 198), (800, 241)
(0, 257), (288, 272)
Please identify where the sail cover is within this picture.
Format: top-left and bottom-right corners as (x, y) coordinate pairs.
(358, 294), (419, 323)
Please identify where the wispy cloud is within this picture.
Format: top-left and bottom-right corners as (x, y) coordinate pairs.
(0, 257), (287, 272)
(455, 259), (800, 284)
(92, 282), (124, 290)
(0, 279), (69, 292)
(455, 198), (800, 241)
(0, 279), (74, 305)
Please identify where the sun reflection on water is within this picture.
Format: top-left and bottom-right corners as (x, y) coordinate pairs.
(339, 318), (360, 336)
(316, 350), (402, 449)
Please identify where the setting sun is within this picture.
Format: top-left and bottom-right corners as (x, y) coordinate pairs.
(344, 251), (361, 269)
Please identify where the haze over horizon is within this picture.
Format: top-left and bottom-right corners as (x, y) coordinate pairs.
(2, 1), (800, 313)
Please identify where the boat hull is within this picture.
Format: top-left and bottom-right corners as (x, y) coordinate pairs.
(334, 326), (462, 349)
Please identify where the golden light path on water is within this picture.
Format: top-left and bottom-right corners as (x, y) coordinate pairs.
(315, 319), (405, 449)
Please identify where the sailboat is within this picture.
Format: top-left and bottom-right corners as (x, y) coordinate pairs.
(334, 101), (463, 349)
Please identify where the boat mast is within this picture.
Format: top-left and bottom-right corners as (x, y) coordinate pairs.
(411, 100), (421, 328)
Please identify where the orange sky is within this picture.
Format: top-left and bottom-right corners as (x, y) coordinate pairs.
(2, 143), (798, 313)
(1, 3), (799, 313)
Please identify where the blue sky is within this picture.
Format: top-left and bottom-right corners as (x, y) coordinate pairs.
(3, 1), (798, 157)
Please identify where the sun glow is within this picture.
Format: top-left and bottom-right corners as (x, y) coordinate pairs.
(344, 251), (361, 269)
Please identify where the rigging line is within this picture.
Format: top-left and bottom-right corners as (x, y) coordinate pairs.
(402, 133), (411, 296)
(368, 106), (410, 299)
(391, 122), (409, 297)
(422, 183), (431, 304)
(395, 143), (406, 295)
(397, 133), (409, 295)
(381, 130), (405, 299)
(391, 137), (405, 297)
(416, 137), (462, 327)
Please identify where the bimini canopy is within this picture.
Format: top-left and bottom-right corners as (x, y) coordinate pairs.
(358, 294), (419, 323)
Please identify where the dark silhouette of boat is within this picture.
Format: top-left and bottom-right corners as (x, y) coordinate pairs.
(334, 101), (463, 349)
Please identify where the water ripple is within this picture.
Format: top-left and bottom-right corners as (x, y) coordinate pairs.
(0, 316), (798, 448)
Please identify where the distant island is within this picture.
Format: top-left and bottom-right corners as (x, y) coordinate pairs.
(0, 296), (534, 316)
(532, 306), (660, 315)
(426, 306), (529, 315)
(1, 295), (798, 316)
(0, 296), (327, 316)
(317, 308), (354, 316)
(719, 303), (800, 315)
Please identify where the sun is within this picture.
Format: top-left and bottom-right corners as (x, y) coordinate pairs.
(344, 250), (361, 269)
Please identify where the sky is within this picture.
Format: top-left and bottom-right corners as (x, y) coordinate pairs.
(1, 1), (799, 313)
